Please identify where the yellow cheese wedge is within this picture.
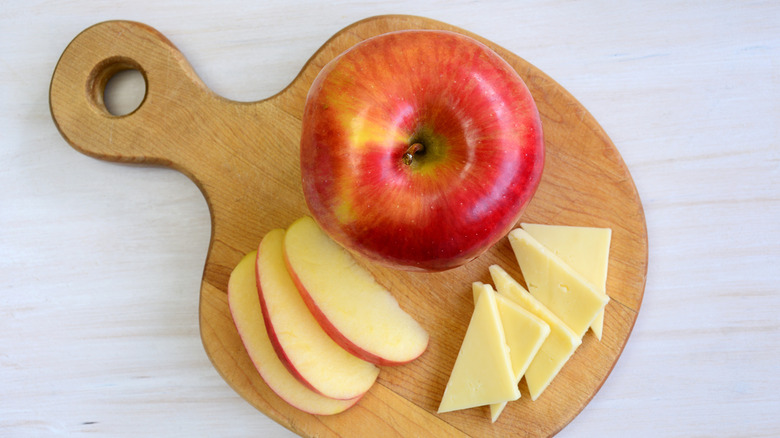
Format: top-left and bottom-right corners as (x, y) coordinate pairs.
(521, 223), (611, 340)
(438, 283), (520, 414)
(489, 265), (581, 401)
(508, 229), (609, 339)
(473, 284), (550, 422)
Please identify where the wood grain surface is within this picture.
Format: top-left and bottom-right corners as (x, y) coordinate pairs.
(49, 15), (647, 437)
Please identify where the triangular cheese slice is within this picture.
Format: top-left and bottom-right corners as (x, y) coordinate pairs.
(521, 223), (611, 340)
(490, 265), (581, 400)
(508, 229), (609, 339)
(438, 283), (520, 413)
(473, 285), (550, 422)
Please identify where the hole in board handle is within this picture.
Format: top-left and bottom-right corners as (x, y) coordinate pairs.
(88, 57), (147, 117)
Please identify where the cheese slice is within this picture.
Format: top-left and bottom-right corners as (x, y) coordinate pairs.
(508, 229), (609, 339)
(473, 284), (550, 422)
(521, 223), (611, 340)
(489, 265), (581, 400)
(438, 283), (520, 413)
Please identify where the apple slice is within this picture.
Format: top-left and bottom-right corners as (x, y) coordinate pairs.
(257, 228), (379, 400)
(283, 216), (429, 366)
(228, 251), (359, 415)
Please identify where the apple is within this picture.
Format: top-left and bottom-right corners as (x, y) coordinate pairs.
(255, 228), (379, 400)
(227, 251), (360, 415)
(283, 216), (429, 366)
(300, 29), (544, 271)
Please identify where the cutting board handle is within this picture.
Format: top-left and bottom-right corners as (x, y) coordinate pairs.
(49, 20), (220, 170)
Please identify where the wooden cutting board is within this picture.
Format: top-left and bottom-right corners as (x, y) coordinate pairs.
(50, 15), (647, 437)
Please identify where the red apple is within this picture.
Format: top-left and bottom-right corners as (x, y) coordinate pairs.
(300, 29), (544, 271)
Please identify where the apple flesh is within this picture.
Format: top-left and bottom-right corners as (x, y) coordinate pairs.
(300, 29), (544, 271)
(227, 251), (359, 415)
(283, 216), (429, 366)
(256, 228), (379, 400)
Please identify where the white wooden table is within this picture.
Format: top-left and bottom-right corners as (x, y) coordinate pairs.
(2, 1), (778, 436)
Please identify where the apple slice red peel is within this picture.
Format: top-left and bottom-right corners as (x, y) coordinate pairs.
(283, 216), (429, 366)
(227, 251), (360, 415)
(255, 228), (379, 400)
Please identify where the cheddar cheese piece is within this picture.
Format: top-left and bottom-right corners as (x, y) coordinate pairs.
(473, 284), (550, 421)
(521, 223), (611, 340)
(508, 229), (609, 339)
(489, 265), (581, 400)
(438, 283), (520, 413)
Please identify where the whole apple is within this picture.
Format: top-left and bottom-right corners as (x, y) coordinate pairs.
(300, 30), (544, 271)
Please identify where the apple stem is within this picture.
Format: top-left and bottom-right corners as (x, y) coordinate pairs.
(402, 143), (424, 166)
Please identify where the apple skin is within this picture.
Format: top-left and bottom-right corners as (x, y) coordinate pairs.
(286, 263), (425, 366)
(300, 29), (544, 271)
(255, 229), (379, 401)
(282, 216), (429, 366)
(227, 251), (360, 415)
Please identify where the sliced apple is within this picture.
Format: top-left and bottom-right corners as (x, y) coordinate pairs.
(283, 216), (429, 366)
(256, 228), (379, 400)
(228, 251), (359, 415)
